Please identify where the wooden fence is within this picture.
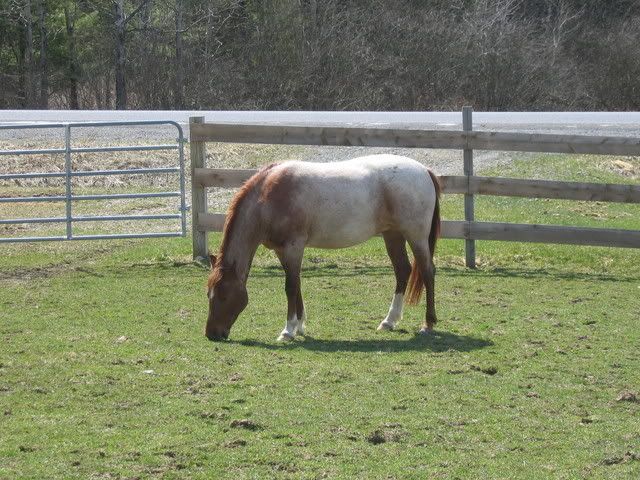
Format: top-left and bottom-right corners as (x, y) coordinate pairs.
(189, 109), (640, 266)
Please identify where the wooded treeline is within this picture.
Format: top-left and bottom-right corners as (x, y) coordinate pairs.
(1, 0), (639, 111)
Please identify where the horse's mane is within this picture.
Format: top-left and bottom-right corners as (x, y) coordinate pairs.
(207, 163), (277, 290)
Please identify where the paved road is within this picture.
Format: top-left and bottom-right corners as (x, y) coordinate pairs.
(2, 109), (640, 137)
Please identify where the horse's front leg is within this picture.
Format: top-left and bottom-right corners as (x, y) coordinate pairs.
(275, 242), (305, 341)
(378, 231), (411, 331)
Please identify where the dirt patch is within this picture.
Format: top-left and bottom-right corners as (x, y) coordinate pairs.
(616, 390), (639, 403)
(224, 439), (247, 448)
(199, 411), (227, 421)
(471, 365), (498, 375)
(601, 451), (639, 466)
(601, 157), (640, 179)
(268, 461), (299, 473)
(0, 257), (108, 283)
(230, 419), (262, 431)
(366, 424), (407, 445)
(0, 264), (71, 282)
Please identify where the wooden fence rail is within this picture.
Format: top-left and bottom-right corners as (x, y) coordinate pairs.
(194, 212), (640, 249)
(190, 123), (640, 156)
(189, 110), (640, 263)
(193, 169), (640, 204)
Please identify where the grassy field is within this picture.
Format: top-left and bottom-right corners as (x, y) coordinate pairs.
(1, 154), (639, 479)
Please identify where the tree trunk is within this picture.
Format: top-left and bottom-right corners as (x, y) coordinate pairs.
(139, 0), (153, 107)
(22, 0), (35, 108)
(105, 72), (112, 108)
(64, 5), (79, 109)
(115, 0), (127, 109)
(37, 0), (48, 108)
(174, 0), (184, 109)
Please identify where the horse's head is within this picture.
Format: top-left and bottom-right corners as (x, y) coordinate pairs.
(205, 255), (248, 341)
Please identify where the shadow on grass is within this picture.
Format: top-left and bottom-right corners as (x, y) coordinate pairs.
(236, 330), (493, 353)
(20, 257), (633, 285)
(443, 266), (640, 283)
(248, 264), (640, 283)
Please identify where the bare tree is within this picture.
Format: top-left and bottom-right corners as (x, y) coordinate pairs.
(113, 0), (152, 110)
(114, 0), (126, 109)
(174, 0), (184, 109)
(64, 4), (79, 109)
(21, 0), (36, 107)
(36, 0), (48, 108)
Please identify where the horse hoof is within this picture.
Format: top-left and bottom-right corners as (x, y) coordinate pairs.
(377, 322), (394, 331)
(277, 332), (295, 342)
(418, 327), (433, 336)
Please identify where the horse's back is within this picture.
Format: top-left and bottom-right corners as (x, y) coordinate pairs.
(262, 155), (437, 248)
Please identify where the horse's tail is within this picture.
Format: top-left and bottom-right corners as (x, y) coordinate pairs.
(406, 170), (441, 305)
(427, 170), (442, 259)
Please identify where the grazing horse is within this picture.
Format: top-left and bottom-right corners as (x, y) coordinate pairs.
(205, 154), (441, 342)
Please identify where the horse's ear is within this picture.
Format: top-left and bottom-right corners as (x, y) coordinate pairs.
(209, 254), (217, 269)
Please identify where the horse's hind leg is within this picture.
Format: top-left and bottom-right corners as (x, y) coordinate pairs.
(408, 240), (437, 334)
(296, 288), (306, 335)
(378, 231), (411, 331)
(275, 242), (305, 341)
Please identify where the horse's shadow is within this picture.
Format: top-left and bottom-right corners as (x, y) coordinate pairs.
(236, 330), (492, 353)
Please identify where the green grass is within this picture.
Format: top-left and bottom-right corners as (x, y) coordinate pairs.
(1, 155), (639, 479)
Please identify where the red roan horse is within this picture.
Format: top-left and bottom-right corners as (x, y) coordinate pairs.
(205, 154), (441, 341)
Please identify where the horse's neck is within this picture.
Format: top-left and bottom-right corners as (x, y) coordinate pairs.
(221, 196), (263, 283)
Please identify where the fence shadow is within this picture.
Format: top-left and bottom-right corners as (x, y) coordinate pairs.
(250, 264), (391, 279)
(442, 266), (640, 283)
(248, 264), (640, 283)
(236, 330), (493, 353)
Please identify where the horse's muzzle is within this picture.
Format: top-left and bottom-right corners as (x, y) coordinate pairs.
(206, 329), (229, 341)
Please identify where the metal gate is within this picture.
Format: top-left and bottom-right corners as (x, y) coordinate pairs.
(0, 120), (187, 243)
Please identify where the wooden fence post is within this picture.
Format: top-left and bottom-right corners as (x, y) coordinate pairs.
(190, 116), (208, 260)
(463, 106), (476, 268)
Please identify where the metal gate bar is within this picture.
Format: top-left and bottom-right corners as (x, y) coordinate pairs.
(0, 145), (179, 155)
(0, 214), (182, 225)
(1, 167), (179, 179)
(0, 120), (188, 243)
(1, 192), (182, 203)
